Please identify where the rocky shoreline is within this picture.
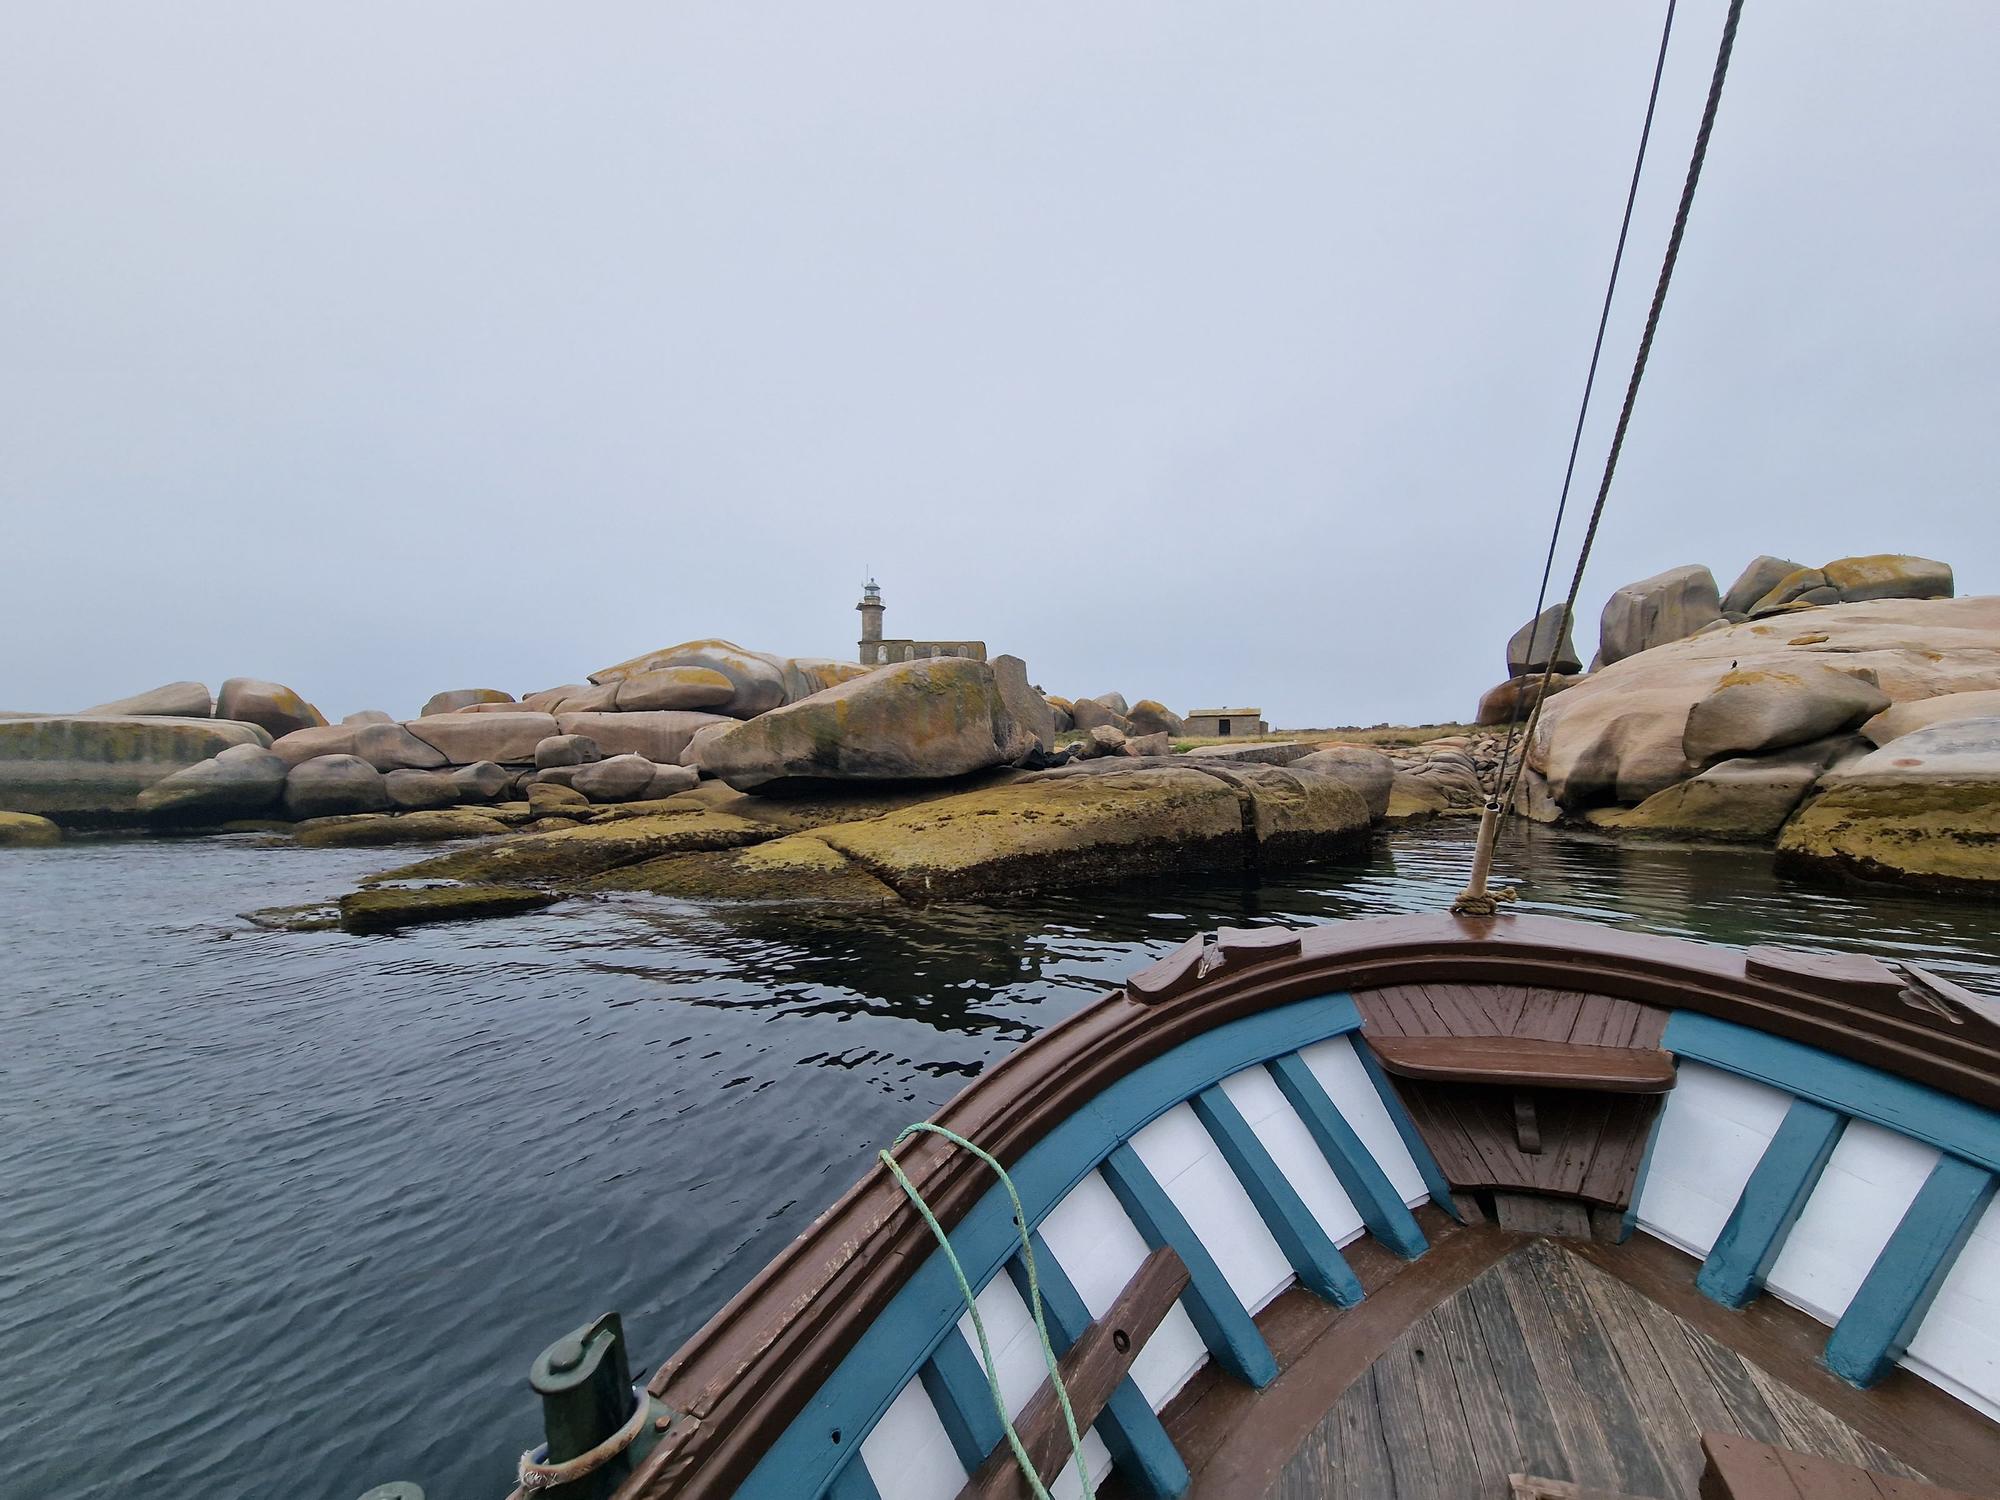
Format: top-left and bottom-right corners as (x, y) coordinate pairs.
(1481, 553), (1999, 896)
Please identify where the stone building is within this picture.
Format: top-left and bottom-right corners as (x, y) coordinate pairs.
(1183, 708), (1267, 737)
(855, 580), (986, 666)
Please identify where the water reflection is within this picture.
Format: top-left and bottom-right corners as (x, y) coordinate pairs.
(0, 826), (1992, 1500)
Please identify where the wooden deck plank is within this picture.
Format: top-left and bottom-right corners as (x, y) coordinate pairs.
(1427, 1289), (1528, 1495)
(1516, 987), (1589, 1042)
(1403, 1307), (1488, 1498)
(1371, 1339), (1443, 1498)
(1462, 1259), (1578, 1485)
(1567, 1248), (1713, 1497)
(1741, 1362), (1924, 1482)
(1519, 1240), (1678, 1500)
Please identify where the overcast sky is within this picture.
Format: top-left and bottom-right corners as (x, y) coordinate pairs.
(4, 2), (1994, 726)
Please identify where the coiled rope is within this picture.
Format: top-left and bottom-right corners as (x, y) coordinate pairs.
(1494, 0), (1750, 820)
(879, 1123), (1094, 1499)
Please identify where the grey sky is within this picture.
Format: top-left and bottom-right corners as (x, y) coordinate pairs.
(4, 2), (1994, 727)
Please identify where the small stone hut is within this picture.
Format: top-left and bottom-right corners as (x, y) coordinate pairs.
(1183, 708), (1266, 738)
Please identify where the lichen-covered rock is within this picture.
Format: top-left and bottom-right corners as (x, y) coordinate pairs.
(405, 712), (560, 766)
(421, 689), (514, 716)
(1720, 556), (1805, 616)
(1069, 697), (1133, 734)
(339, 883), (556, 933)
(1046, 697), (1076, 734)
(368, 810), (775, 885)
(1748, 567), (1833, 616)
(529, 782), (591, 817)
(82, 681), (213, 718)
(1182, 741), (1315, 766)
(596, 833), (900, 904)
(613, 666), (736, 712)
(1586, 736), (1863, 841)
(677, 720), (735, 775)
(1531, 596), (2000, 810)
(1778, 718), (2000, 891)
(1179, 763), (1370, 863)
(342, 709), (395, 725)
(383, 769), (461, 810)
(1090, 692), (1132, 717)
(816, 768), (1246, 901)
(1682, 664), (1890, 765)
(1821, 554), (1954, 605)
(270, 724), (363, 768)
(1506, 604), (1581, 678)
(1127, 701), (1184, 738)
(643, 763), (699, 799)
(554, 711), (731, 764)
(296, 809), (512, 847)
(136, 743), (288, 821)
(779, 658), (873, 704)
(1083, 725), (1128, 758)
(0, 811), (62, 847)
(1598, 565), (1722, 666)
(284, 755), (391, 819)
(699, 657), (1038, 792)
(1476, 674), (1577, 726)
(355, 722), (450, 772)
(217, 678), (325, 738)
(570, 753), (658, 803)
(993, 655), (1055, 753)
(589, 639), (788, 719)
(1862, 689), (2000, 747)
(450, 761), (512, 802)
(1384, 772), (1449, 824)
(1293, 746), (1395, 820)
(534, 734), (602, 769)
(1123, 732), (1171, 757)
(0, 715), (272, 825)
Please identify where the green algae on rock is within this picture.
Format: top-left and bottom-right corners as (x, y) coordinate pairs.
(366, 809), (775, 885)
(338, 883), (559, 934)
(0, 810), (63, 847)
(595, 833), (900, 904)
(293, 810), (514, 847)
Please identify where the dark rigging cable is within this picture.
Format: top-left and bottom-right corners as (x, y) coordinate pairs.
(1496, 0), (1748, 820)
(1492, 0), (1680, 794)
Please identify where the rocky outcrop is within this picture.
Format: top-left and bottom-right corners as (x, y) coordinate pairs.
(1682, 664), (1889, 765)
(700, 657), (1039, 792)
(284, 755), (392, 819)
(1183, 741), (1315, 767)
(1293, 746), (1395, 820)
(589, 640), (788, 719)
(1507, 604), (1581, 677)
(383, 769), (462, 810)
(1863, 689), (2000, 747)
(1778, 718), (2000, 892)
(1069, 697), (1133, 734)
(338, 883), (557, 933)
(1720, 556), (1804, 616)
(271, 724), (362, 768)
(0, 810), (62, 846)
(602, 833), (900, 904)
(0, 716), (271, 825)
(217, 678), (325, 738)
(405, 712), (560, 766)
(136, 743), (289, 821)
(554, 710), (730, 763)
(451, 762), (512, 802)
(1598, 565), (1722, 667)
(1530, 597), (2000, 811)
(612, 666), (735, 712)
(1090, 692), (1131, 717)
(354, 722), (450, 771)
(422, 689), (515, 716)
(570, 754), (659, 803)
(343, 710), (395, 725)
(1127, 700), (1185, 738)
(1476, 674), (1577, 726)
(1587, 736), (1863, 842)
(1820, 554), (1954, 604)
(678, 721), (735, 774)
(534, 734), (601, 769)
(82, 681), (214, 718)
(993, 655), (1055, 753)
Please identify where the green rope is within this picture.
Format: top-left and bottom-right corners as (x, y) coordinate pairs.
(878, 1122), (1094, 1499)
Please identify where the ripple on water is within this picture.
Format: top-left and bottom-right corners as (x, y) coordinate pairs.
(0, 824), (1993, 1500)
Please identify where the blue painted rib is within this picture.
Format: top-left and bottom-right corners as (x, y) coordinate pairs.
(1191, 1084), (1366, 1306)
(1353, 1038), (1463, 1221)
(1662, 1013), (2000, 1173)
(1696, 1098), (1846, 1309)
(734, 992), (1360, 1499)
(1101, 1143), (1279, 1388)
(1824, 1154), (1997, 1387)
(919, 1329), (1004, 1472)
(825, 1456), (883, 1500)
(1007, 1233), (1190, 1499)
(1267, 1051), (1428, 1259)
(1617, 1101), (1669, 1244)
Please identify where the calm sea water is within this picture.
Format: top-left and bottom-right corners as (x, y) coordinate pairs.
(2, 824), (1994, 1500)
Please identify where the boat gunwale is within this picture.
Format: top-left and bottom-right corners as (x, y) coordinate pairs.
(624, 911), (2000, 1500)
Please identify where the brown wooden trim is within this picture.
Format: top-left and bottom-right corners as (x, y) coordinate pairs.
(1369, 1034), (1678, 1093)
(958, 1247), (1188, 1500)
(1699, 1430), (1987, 1500)
(622, 914), (2000, 1500)
(1154, 1209), (1524, 1499)
(1572, 1234), (2000, 1498)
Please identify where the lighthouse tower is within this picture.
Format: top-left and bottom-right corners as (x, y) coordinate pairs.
(855, 578), (885, 664)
